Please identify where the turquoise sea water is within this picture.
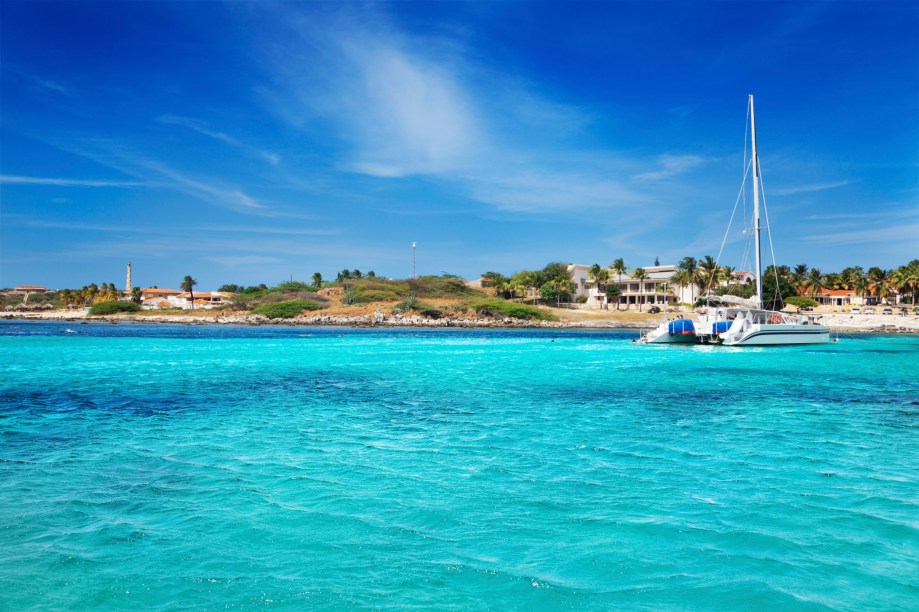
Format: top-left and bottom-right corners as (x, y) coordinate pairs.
(1, 321), (916, 609)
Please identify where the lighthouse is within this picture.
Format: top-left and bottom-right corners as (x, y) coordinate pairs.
(125, 262), (132, 294)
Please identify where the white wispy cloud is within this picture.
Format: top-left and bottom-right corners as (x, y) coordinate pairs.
(12, 218), (336, 236)
(802, 222), (919, 245)
(265, 8), (653, 217)
(772, 180), (849, 196)
(30, 75), (68, 94)
(157, 115), (281, 165)
(204, 255), (285, 267)
(470, 168), (647, 213)
(0, 175), (143, 187)
(24, 137), (277, 214)
(143, 162), (265, 210)
(632, 155), (707, 180)
(335, 44), (480, 177)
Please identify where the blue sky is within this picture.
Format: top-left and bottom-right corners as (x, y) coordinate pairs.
(2, 1), (916, 290)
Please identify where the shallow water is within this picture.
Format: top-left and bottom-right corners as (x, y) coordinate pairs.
(1, 321), (917, 609)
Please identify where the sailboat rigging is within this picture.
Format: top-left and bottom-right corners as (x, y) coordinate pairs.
(640, 95), (829, 346)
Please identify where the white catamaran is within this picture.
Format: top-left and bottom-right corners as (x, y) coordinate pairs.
(641, 95), (829, 346)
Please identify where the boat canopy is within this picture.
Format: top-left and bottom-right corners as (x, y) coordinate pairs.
(668, 319), (695, 335)
(706, 294), (760, 308)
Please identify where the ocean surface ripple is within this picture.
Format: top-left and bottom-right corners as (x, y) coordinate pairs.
(1, 321), (917, 609)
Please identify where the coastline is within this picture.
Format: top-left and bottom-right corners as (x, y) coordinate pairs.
(3, 309), (918, 333)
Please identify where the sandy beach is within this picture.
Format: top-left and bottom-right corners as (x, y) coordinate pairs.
(3, 307), (918, 333)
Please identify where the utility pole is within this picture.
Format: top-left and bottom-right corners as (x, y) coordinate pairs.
(412, 242), (416, 279)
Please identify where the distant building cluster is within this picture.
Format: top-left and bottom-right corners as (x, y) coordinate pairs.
(565, 264), (895, 309)
(140, 288), (234, 310)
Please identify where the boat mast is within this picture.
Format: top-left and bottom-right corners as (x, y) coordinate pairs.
(750, 94), (763, 310)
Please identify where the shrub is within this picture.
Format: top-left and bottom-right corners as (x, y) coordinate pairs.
(419, 307), (443, 319)
(88, 301), (141, 315)
(251, 300), (321, 319)
(468, 298), (556, 321)
(785, 296), (820, 309)
(274, 281), (313, 292)
(408, 276), (478, 298)
(354, 289), (403, 303)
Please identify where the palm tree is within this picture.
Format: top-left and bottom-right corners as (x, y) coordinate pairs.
(805, 268), (824, 300)
(866, 267), (887, 302)
(589, 263), (602, 285)
(312, 272), (323, 290)
(892, 261), (919, 304)
(181, 275), (198, 309)
(698, 255), (720, 296)
(131, 287), (142, 304)
(824, 273), (842, 290)
(588, 263), (609, 307)
(632, 267), (649, 311)
(554, 277), (575, 307)
(792, 264), (809, 294)
(678, 257), (700, 306)
(854, 272), (870, 304)
(669, 269), (688, 305)
(869, 268), (895, 304)
(610, 258), (628, 310)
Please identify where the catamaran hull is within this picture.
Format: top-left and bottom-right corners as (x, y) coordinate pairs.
(644, 333), (697, 344)
(720, 325), (830, 346)
(639, 318), (697, 344)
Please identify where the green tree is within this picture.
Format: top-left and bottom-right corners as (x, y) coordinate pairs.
(131, 287), (142, 304)
(588, 263), (609, 303)
(762, 274), (797, 311)
(610, 258), (628, 310)
(605, 284), (622, 310)
(554, 277), (574, 306)
(792, 263), (809, 294)
(892, 261), (919, 304)
(312, 272), (323, 290)
(866, 267), (888, 302)
(698, 255), (721, 295)
(181, 275), (198, 309)
(805, 268), (824, 300)
(678, 256), (700, 305)
(632, 267), (649, 311)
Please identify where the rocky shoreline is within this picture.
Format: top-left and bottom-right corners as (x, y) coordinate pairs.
(3, 309), (919, 333)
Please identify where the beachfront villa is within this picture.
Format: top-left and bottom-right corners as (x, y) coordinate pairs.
(811, 289), (886, 307)
(568, 264), (698, 309)
(140, 288), (234, 310)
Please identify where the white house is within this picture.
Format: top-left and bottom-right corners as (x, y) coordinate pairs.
(568, 264), (699, 309)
